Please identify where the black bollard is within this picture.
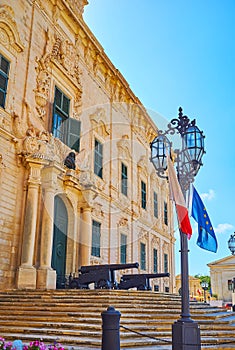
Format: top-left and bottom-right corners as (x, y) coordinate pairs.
(101, 306), (121, 350)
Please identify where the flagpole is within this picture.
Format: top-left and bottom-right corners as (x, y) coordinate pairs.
(180, 230), (191, 321)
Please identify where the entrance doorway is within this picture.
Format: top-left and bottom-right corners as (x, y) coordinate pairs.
(51, 196), (68, 288)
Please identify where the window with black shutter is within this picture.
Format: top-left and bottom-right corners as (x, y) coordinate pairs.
(67, 118), (81, 152)
(91, 220), (101, 257)
(0, 54), (10, 109)
(141, 181), (147, 210)
(52, 86), (81, 152)
(164, 201), (168, 225)
(153, 248), (158, 273)
(120, 234), (127, 264)
(140, 242), (146, 270)
(121, 163), (128, 196)
(94, 138), (103, 178)
(154, 191), (158, 218)
(164, 253), (168, 273)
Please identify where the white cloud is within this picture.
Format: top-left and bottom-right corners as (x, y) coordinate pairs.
(214, 223), (234, 234)
(201, 189), (215, 201)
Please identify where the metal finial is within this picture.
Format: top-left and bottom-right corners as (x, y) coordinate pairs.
(178, 107), (183, 118)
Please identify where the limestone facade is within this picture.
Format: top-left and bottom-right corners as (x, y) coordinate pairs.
(208, 255), (235, 302)
(0, 0), (175, 291)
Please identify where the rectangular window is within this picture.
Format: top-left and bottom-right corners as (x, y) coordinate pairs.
(141, 181), (146, 210)
(94, 138), (103, 178)
(153, 248), (158, 273)
(228, 280), (233, 291)
(52, 87), (81, 152)
(164, 201), (168, 225)
(121, 163), (128, 196)
(140, 242), (146, 270)
(154, 192), (158, 218)
(0, 54), (10, 108)
(91, 220), (101, 257)
(164, 253), (168, 273)
(120, 234), (127, 264)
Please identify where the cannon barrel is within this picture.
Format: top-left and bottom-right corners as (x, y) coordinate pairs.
(79, 262), (139, 274)
(118, 272), (170, 291)
(121, 272), (170, 279)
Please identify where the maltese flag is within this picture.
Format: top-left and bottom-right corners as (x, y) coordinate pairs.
(167, 155), (192, 238)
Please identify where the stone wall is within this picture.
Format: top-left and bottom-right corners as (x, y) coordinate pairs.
(0, 0), (175, 291)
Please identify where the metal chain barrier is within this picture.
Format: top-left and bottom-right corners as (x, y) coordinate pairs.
(120, 324), (172, 344)
(120, 324), (235, 347)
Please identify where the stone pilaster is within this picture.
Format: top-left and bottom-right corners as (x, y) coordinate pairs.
(37, 165), (61, 290)
(79, 207), (92, 267)
(16, 160), (44, 289)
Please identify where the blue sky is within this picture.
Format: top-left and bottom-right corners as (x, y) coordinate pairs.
(84, 0), (235, 276)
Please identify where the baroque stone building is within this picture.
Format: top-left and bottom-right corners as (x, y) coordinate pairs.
(0, 0), (175, 291)
(208, 255), (235, 302)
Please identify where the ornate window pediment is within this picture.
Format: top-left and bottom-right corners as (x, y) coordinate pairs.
(117, 135), (131, 160)
(90, 108), (110, 137)
(131, 104), (156, 144)
(152, 236), (160, 247)
(0, 5), (24, 54)
(138, 228), (148, 241)
(137, 155), (148, 178)
(34, 30), (82, 119)
(118, 217), (128, 228)
(92, 202), (104, 219)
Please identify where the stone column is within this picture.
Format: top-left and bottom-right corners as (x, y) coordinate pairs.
(79, 207), (92, 267)
(37, 165), (59, 289)
(17, 160), (43, 289)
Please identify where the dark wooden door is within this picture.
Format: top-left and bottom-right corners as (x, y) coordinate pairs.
(51, 196), (68, 288)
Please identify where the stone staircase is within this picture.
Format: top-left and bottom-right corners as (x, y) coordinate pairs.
(0, 290), (234, 349)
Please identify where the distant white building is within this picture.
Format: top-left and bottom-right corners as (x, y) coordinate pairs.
(208, 255), (235, 302)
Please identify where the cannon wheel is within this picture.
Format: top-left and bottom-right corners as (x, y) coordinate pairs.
(96, 279), (112, 289)
(70, 280), (78, 289)
(137, 285), (147, 291)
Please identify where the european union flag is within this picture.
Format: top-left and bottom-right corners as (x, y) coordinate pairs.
(191, 186), (218, 253)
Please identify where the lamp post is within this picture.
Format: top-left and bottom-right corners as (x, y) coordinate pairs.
(201, 281), (209, 303)
(150, 107), (205, 350)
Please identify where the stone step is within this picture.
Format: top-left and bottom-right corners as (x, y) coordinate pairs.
(0, 290), (234, 349)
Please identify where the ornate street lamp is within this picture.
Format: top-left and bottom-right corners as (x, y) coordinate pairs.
(201, 281), (209, 303)
(228, 233), (235, 255)
(150, 107), (205, 350)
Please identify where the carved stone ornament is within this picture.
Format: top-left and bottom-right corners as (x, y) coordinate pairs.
(138, 229), (148, 241)
(151, 236), (160, 247)
(137, 155), (148, 178)
(90, 258), (102, 265)
(62, 0), (88, 17)
(78, 170), (95, 188)
(162, 241), (169, 252)
(90, 108), (110, 137)
(0, 5), (24, 54)
(118, 217), (128, 227)
(20, 132), (75, 168)
(13, 100), (45, 139)
(92, 202), (104, 218)
(117, 135), (131, 160)
(34, 30), (82, 119)
(131, 104), (156, 144)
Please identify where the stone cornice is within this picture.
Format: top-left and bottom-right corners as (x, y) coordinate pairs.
(61, 0), (88, 18)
